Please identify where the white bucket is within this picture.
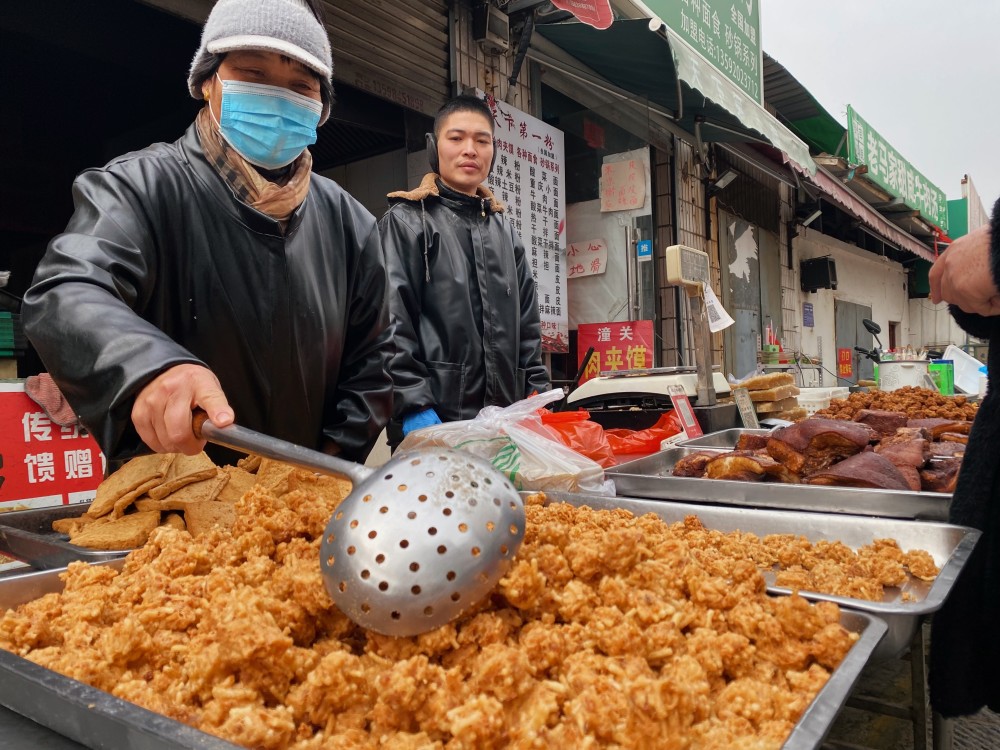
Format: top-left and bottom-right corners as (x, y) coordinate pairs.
(877, 360), (930, 391)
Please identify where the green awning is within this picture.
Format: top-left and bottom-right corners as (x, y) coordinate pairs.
(536, 19), (815, 173)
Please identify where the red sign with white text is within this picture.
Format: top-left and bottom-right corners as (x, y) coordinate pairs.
(0, 383), (105, 509)
(551, 0), (614, 29)
(837, 348), (854, 379)
(577, 320), (655, 383)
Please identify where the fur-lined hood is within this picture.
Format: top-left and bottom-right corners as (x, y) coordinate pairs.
(387, 173), (505, 213)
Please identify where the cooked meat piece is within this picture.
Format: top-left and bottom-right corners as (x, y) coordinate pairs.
(928, 442), (966, 459)
(907, 418), (972, 438)
(854, 409), (908, 438)
(671, 451), (718, 477)
(706, 452), (768, 482)
(874, 427), (930, 469)
(805, 452), (912, 490)
(920, 457), (962, 493)
(938, 432), (968, 445)
(736, 433), (771, 451)
(702, 451), (801, 483)
(894, 464), (923, 492)
(767, 419), (871, 475)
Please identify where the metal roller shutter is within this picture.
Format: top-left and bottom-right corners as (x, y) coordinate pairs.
(139, 0), (450, 117)
(323, 0), (449, 117)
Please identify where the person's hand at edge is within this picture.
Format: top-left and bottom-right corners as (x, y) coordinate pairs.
(132, 363), (234, 455)
(402, 408), (442, 436)
(929, 224), (1000, 316)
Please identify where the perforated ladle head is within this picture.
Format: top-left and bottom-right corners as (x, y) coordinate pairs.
(195, 416), (525, 637)
(319, 449), (525, 636)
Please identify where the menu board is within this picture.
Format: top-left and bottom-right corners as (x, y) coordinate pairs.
(483, 94), (568, 353)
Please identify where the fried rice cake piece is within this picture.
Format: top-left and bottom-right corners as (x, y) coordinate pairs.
(69, 510), (161, 550)
(148, 452), (218, 500)
(87, 453), (175, 518)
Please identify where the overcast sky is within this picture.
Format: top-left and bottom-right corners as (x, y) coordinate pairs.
(760, 0), (1000, 221)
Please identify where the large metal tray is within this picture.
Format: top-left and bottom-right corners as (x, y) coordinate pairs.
(606, 446), (952, 521)
(0, 504), (128, 570)
(677, 427), (773, 448)
(0, 557), (886, 750)
(546, 491), (978, 659)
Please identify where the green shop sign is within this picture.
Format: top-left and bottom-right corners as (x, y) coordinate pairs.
(847, 106), (948, 232)
(640, 0), (762, 104)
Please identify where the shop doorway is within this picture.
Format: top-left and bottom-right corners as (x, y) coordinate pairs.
(718, 211), (781, 380)
(835, 301), (876, 384)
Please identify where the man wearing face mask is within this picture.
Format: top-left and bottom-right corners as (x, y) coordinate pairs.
(23, 0), (393, 463)
(379, 95), (550, 447)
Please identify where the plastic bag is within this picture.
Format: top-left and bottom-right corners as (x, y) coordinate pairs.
(604, 412), (683, 455)
(397, 390), (615, 496)
(538, 409), (617, 468)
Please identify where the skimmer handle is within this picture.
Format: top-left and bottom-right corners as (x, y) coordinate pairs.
(194, 412), (373, 485)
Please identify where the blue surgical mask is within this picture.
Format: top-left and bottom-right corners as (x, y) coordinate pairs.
(215, 77), (322, 170)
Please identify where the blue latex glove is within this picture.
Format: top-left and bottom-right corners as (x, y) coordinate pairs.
(402, 408), (442, 436)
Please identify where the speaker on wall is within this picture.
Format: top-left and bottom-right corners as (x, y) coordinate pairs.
(800, 257), (837, 293)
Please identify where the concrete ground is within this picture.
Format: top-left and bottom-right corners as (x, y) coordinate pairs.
(822, 623), (1000, 749)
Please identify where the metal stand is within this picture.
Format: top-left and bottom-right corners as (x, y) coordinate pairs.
(821, 620), (934, 750)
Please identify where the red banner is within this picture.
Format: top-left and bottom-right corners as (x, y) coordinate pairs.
(550, 0), (614, 30)
(837, 348), (854, 379)
(577, 320), (655, 383)
(0, 383), (105, 509)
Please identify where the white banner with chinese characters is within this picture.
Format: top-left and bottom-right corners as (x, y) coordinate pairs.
(566, 238), (609, 278)
(483, 94), (568, 353)
(0, 382), (105, 509)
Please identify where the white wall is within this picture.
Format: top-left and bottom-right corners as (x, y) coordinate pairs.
(793, 228), (909, 368)
(908, 299), (976, 351)
(320, 148), (409, 220)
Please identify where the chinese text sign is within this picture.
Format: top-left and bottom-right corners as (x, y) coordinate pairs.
(577, 321), (655, 383)
(566, 238), (609, 278)
(837, 348), (854, 380)
(642, 0), (762, 104)
(847, 106), (948, 232)
(600, 159), (646, 212)
(484, 94), (569, 353)
(0, 383), (104, 509)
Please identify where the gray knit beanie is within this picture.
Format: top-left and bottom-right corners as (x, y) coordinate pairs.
(188, 0), (333, 112)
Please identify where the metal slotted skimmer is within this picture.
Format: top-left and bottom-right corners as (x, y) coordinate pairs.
(320, 450), (525, 636)
(196, 416), (525, 637)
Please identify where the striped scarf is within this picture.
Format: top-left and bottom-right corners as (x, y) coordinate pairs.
(195, 106), (312, 228)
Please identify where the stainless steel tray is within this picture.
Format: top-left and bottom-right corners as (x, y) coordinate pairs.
(0, 504), (128, 570)
(0, 560), (242, 750)
(545, 491), (978, 658)
(678, 427), (773, 448)
(606, 446), (952, 521)
(0, 558), (886, 750)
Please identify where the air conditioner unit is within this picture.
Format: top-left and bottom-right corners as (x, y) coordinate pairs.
(472, 3), (510, 55)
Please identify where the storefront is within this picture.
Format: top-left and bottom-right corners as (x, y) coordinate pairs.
(0, 0), (451, 356)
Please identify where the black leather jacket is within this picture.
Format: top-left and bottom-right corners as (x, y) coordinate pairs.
(23, 123), (393, 462)
(379, 174), (549, 427)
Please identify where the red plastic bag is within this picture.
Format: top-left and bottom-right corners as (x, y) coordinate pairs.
(604, 412), (683, 455)
(539, 409), (617, 468)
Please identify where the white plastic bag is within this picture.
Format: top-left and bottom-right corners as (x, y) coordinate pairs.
(397, 390), (615, 496)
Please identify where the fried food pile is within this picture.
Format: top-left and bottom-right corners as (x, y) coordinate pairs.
(0, 481), (861, 750)
(54, 453), (349, 550)
(815, 386), (978, 422)
(670, 516), (938, 602)
(674, 413), (968, 493)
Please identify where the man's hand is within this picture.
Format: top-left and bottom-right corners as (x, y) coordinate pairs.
(132, 364), (234, 454)
(929, 224), (1000, 316)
